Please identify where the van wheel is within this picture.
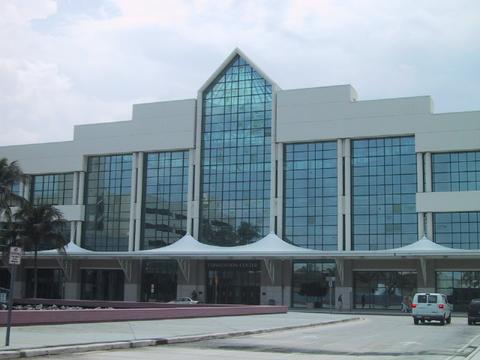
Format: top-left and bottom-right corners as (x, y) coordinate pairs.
(446, 316), (451, 324)
(468, 320), (473, 325)
(413, 318), (419, 325)
(440, 318), (445, 326)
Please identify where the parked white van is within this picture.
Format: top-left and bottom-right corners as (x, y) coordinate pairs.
(411, 293), (452, 325)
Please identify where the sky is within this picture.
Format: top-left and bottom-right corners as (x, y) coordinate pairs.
(1, 0), (479, 146)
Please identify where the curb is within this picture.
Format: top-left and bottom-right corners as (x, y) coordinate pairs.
(0, 317), (361, 359)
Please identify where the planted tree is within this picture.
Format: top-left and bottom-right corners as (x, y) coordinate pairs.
(0, 158), (26, 219)
(0, 157), (26, 271)
(14, 203), (67, 298)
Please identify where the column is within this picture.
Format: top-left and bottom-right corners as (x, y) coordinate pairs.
(187, 148), (195, 234)
(64, 262), (81, 299)
(276, 143), (284, 237)
(123, 261), (142, 301)
(128, 152), (138, 251)
(22, 176), (31, 201)
(193, 94), (202, 239)
(75, 171), (85, 245)
(19, 180), (25, 200)
(72, 171), (79, 205)
(337, 139), (344, 251)
(134, 152), (144, 250)
(416, 153), (425, 237)
(424, 152), (433, 238)
(269, 92), (278, 233)
(71, 171), (80, 244)
(344, 139), (352, 250)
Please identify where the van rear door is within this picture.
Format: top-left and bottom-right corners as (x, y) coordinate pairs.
(417, 294), (439, 315)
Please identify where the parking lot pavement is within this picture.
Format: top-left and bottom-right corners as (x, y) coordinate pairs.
(145, 316), (478, 359)
(0, 312), (358, 358)
(40, 314), (480, 360)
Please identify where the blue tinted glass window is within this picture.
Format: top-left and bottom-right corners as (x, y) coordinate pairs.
(141, 151), (188, 249)
(352, 136), (417, 250)
(284, 141), (337, 250)
(434, 212), (480, 249)
(11, 182), (21, 195)
(432, 151), (480, 192)
(200, 56), (272, 245)
(83, 154), (132, 251)
(6, 181), (22, 206)
(31, 173), (73, 205)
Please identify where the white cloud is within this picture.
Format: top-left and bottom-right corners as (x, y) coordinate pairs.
(0, 57), (128, 145)
(0, 0), (57, 25)
(0, 0), (479, 146)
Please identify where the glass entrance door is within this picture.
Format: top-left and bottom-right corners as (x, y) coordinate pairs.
(206, 261), (260, 305)
(141, 260), (177, 302)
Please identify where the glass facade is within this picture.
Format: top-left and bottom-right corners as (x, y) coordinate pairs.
(434, 212), (480, 249)
(292, 261), (336, 308)
(142, 151), (189, 249)
(437, 271), (480, 311)
(284, 142), (337, 250)
(83, 154), (132, 251)
(80, 269), (124, 301)
(31, 173), (73, 205)
(351, 136), (417, 250)
(199, 55), (272, 246)
(353, 271), (417, 310)
(25, 269), (64, 299)
(432, 151), (480, 191)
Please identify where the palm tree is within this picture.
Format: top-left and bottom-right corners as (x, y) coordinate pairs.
(14, 203), (67, 298)
(0, 158), (26, 219)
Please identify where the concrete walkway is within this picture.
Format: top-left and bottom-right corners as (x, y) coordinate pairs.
(0, 312), (359, 358)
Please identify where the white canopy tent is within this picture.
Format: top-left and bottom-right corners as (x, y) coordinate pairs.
(140, 232), (319, 259)
(30, 234), (480, 261)
(141, 233), (218, 254)
(38, 240), (93, 255)
(24, 233), (480, 285)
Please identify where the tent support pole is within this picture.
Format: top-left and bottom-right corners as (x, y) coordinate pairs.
(118, 259), (133, 282)
(335, 259), (344, 286)
(264, 259), (275, 283)
(177, 259), (190, 282)
(419, 258), (428, 290)
(56, 258), (73, 281)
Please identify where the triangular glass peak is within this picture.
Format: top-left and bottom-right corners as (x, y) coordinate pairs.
(203, 55), (273, 99)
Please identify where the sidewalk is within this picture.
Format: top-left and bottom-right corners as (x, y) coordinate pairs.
(292, 308), (468, 317)
(0, 312), (360, 358)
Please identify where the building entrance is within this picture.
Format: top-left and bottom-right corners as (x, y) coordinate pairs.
(206, 260), (260, 305)
(141, 260), (177, 302)
(353, 271), (417, 310)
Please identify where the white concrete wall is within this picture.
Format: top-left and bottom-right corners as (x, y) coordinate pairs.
(56, 205), (85, 221)
(277, 87), (432, 142)
(0, 99), (196, 174)
(417, 191), (480, 212)
(0, 141), (84, 174)
(277, 86), (480, 154)
(416, 112), (480, 153)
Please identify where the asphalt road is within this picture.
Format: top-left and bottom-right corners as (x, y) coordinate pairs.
(44, 315), (480, 360)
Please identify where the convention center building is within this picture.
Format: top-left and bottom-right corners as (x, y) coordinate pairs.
(1, 49), (480, 311)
